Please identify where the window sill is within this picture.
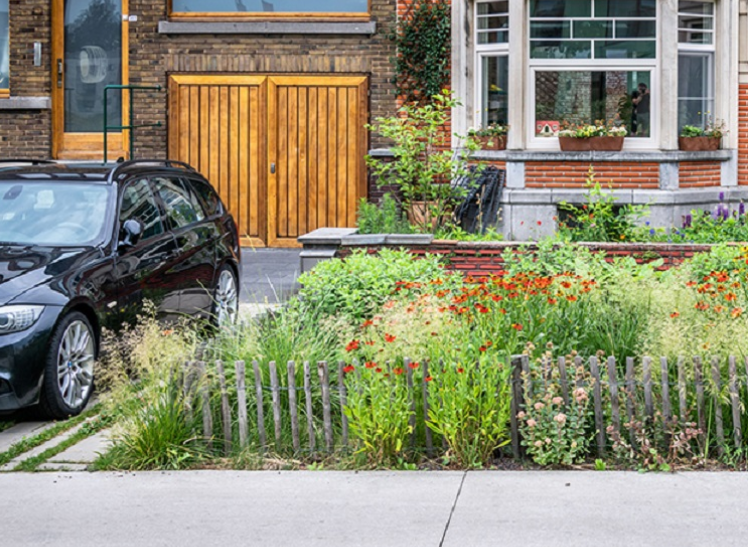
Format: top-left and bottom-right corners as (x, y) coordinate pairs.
(158, 20), (376, 35)
(473, 149), (733, 163)
(0, 97), (51, 110)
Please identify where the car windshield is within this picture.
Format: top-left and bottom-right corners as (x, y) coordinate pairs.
(0, 181), (111, 246)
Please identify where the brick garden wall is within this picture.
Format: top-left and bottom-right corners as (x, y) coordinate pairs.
(679, 161), (722, 188)
(739, 84), (748, 186)
(525, 161), (659, 189)
(335, 241), (713, 277)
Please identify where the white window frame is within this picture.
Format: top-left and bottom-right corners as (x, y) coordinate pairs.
(677, 0), (716, 131)
(526, 0), (659, 150)
(473, 1), (509, 131)
(0, 0), (8, 97)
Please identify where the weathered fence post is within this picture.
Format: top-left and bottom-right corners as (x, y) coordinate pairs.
(197, 361), (213, 450)
(303, 361), (316, 454)
(729, 356), (742, 450)
(660, 357), (671, 446)
(287, 361), (300, 453)
(268, 361), (282, 450)
(677, 357), (687, 428)
(235, 360), (248, 450)
(625, 357), (637, 449)
(421, 360), (433, 457)
(338, 360), (349, 450)
(693, 356), (706, 451)
(252, 360), (266, 454)
(558, 356), (569, 406)
(405, 358), (417, 452)
(607, 356), (620, 439)
(509, 355), (524, 460)
(215, 360), (232, 455)
(318, 361), (334, 453)
(711, 357), (725, 458)
(643, 356), (654, 423)
(589, 356), (605, 457)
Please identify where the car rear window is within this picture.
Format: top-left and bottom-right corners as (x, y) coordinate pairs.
(153, 176), (204, 229)
(186, 177), (222, 217)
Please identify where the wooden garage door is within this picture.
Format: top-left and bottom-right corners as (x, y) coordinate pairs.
(168, 74), (368, 247)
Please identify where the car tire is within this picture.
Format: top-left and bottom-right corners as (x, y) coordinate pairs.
(212, 264), (239, 327)
(38, 311), (97, 419)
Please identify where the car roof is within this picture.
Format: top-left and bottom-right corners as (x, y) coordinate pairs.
(0, 160), (200, 185)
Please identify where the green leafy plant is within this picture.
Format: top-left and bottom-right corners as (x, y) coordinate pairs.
(680, 117), (727, 138)
(357, 193), (415, 234)
(365, 91), (483, 233)
(558, 120), (628, 138)
(391, 0), (451, 105)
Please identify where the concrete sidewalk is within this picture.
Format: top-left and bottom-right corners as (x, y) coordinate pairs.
(2, 470), (747, 546)
(239, 247), (302, 304)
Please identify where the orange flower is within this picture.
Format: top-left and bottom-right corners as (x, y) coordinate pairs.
(345, 339), (360, 352)
(511, 323), (523, 331)
(670, 311), (680, 319)
(725, 292), (737, 302)
(566, 294), (578, 302)
(393, 367), (404, 375)
(732, 307), (744, 318)
(547, 297), (558, 305)
(365, 361), (376, 369)
(425, 376), (433, 382)
(384, 333), (396, 343)
(362, 319), (374, 327)
(343, 365), (355, 374)
(408, 361), (419, 369)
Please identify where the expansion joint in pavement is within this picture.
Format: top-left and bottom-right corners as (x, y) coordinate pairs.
(439, 470), (467, 547)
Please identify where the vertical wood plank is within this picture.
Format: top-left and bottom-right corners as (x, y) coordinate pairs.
(327, 87), (338, 225)
(317, 88), (328, 227)
(252, 360), (266, 453)
(235, 361), (248, 450)
(216, 360), (232, 455)
(269, 361), (283, 450)
(589, 356), (605, 457)
(677, 356), (687, 427)
(711, 356), (725, 457)
(660, 357), (671, 437)
(346, 86), (358, 227)
(318, 361), (334, 453)
(558, 356), (569, 406)
(509, 355), (523, 460)
(189, 86), (200, 170)
(197, 361), (213, 450)
(228, 86), (240, 236)
(729, 356), (742, 450)
(287, 86), (299, 238)
(625, 357), (636, 448)
(405, 358), (417, 451)
(308, 86), (319, 231)
(694, 356), (706, 450)
(287, 361), (300, 453)
(277, 86), (289, 238)
(421, 360), (433, 457)
(303, 361), (316, 454)
(643, 356), (654, 422)
(607, 356), (620, 438)
(338, 361), (349, 449)
(298, 86), (308, 236)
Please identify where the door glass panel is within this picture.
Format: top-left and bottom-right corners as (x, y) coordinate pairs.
(64, 0), (122, 132)
(0, 0), (8, 90)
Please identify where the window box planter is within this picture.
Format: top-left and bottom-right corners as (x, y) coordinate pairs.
(475, 135), (507, 150)
(678, 136), (721, 151)
(558, 136), (624, 152)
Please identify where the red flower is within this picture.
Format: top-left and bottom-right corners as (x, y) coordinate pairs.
(364, 341), (376, 346)
(511, 323), (523, 331)
(394, 367), (404, 375)
(457, 367), (465, 373)
(670, 311), (680, 319)
(479, 346), (487, 352)
(425, 376), (433, 382)
(408, 361), (419, 369)
(365, 361), (376, 369)
(537, 220), (542, 226)
(547, 297), (558, 305)
(566, 295), (578, 302)
(345, 339), (360, 352)
(384, 333), (396, 343)
(362, 319), (374, 327)
(343, 365), (355, 374)
(375, 367), (383, 373)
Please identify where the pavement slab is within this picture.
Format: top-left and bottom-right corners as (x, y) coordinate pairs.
(0, 421), (59, 453)
(47, 429), (111, 465)
(0, 421), (88, 471)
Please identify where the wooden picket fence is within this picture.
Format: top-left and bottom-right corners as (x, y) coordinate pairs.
(186, 354), (748, 459)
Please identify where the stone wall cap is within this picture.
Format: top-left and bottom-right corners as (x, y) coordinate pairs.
(298, 228), (358, 245)
(385, 234), (433, 245)
(159, 20), (376, 35)
(0, 97), (51, 110)
(341, 234), (387, 245)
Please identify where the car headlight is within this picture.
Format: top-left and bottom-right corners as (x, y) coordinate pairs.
(0, 305), (45, 334)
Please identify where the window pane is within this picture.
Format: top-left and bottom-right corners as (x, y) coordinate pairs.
(679, 1), (714, 15)
(530, 21), (570, 39)
(615, 20), (656, 38)
(0, 0), (7, 90)
(595, 0), (656, 17)
(678, 52), (714, 130)
(120, 179), (164, 241)
(535, 70), (651, 137)
(679, 14), (714, 30)
(478, 31), (509, 44)
(573, 20), (613, 39)
(530, 0), (591, 18)
(594, 40), (656, 59)
(478, 16), (509, 31)
(477, 1), (508, 15)
(530, 40), (592, 59)
(480, 56), (509, 127)
(173, 0), (368, 13)
(678, 30), (713, 44)
(154, 177), (203, 229)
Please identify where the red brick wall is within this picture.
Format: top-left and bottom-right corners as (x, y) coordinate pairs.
(739, 84), (748, 186)
(525, 162), (659, 189)
(679, 161), (722, 188)
(335, 241), (714, 277)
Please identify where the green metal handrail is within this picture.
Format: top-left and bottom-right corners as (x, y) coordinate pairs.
(103, 84), (163, 164)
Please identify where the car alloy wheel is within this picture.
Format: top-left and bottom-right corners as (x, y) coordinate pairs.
(214, 267), (238, 326)
(56, 319), (95, 409)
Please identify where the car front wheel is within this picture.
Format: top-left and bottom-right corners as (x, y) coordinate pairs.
(213, 265), (239, 327)
(39, 311), (96, 419)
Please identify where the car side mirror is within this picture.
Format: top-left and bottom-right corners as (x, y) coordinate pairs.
(118, 218), (144, 250)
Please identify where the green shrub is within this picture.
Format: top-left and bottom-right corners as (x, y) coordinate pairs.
(357, 193), (414, 235)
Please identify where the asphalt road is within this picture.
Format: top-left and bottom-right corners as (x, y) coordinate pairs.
(239, 247), (301, 303)
(2, 470), (748, 546)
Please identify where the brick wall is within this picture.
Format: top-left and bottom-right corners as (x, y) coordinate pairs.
(739, 84), (748, 186)
(335, 240), (714, 277)
(525, 161), (659, 189)
(679, 161), (722, 188)
(0, 0), (52, 156)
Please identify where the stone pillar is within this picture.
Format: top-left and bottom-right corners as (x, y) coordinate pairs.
(659, 0), (679, 150)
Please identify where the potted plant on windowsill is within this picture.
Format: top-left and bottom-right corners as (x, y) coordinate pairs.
(557, 121), (628, 152)
(678, 119), (726, 151)
(365, 91), (482, 233)
(467, 123), (508, 151)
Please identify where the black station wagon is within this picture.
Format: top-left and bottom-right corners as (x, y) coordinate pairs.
(0, 160), (241, 419)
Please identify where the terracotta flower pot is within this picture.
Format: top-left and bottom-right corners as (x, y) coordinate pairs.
(678, 136), (721, 151)
(558, 136), (592, 152)
(589, 136), (624, 151)
(475, 135), (507, 151)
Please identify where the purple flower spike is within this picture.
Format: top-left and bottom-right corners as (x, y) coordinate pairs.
(740, 202), (745, 216)
(685, 213), (692, 227)
(712, 207), (720, 221)
(719, 191), (725, 202)
(723, 207), (730, 221)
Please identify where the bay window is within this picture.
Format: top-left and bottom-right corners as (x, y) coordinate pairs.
(0, 0), (8, 97)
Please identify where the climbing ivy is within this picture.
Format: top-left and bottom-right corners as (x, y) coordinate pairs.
(391, 0), (451, 104)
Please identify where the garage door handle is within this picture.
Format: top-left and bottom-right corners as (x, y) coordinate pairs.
(270, 163), (276, 174)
